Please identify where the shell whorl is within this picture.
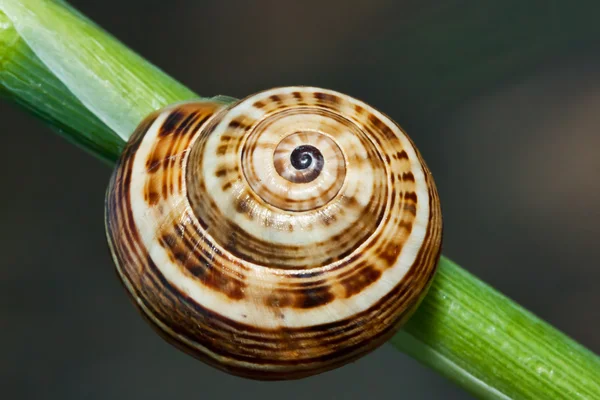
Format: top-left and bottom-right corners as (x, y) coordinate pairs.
(105, 87), (442, 380)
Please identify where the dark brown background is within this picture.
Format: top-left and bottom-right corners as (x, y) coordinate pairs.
(1, 1), (599, 399)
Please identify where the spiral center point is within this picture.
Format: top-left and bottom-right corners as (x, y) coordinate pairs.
(290, 145), (322, 171)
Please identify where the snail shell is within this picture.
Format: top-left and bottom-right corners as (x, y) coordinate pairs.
(105, 87), (442, 380)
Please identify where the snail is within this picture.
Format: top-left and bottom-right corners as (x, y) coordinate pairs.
(105, 86), (443, 380)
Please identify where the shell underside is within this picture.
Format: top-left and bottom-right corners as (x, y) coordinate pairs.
(105, 86), (442, 380)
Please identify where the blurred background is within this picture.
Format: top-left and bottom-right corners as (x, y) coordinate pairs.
(1, 1), (599, 399)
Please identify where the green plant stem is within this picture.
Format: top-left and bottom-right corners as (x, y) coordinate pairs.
(393, 258), (600, 399)
(0, 1), (598, 399)
(0, 6), (121, 163)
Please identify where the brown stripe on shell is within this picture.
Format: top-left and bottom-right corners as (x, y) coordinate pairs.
(269, 94), (282, 104)
(314, 91), (340, 105)
(340, 265), (382, 298)
(159, 110), (186, 136)
(396, 150), (409, 160)
(143, 103), (220, 205)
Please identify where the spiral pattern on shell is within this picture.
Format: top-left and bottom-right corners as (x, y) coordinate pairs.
(105, 87), (443, 380)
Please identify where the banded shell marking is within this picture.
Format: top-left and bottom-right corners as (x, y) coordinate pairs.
(105, 86), (443, 380)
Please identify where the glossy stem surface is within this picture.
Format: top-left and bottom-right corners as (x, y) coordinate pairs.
(0, 1), (599, 399)
(393, 257), (600, 399)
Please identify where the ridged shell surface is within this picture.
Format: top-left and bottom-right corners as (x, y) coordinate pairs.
(105, 86), (443, 380)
